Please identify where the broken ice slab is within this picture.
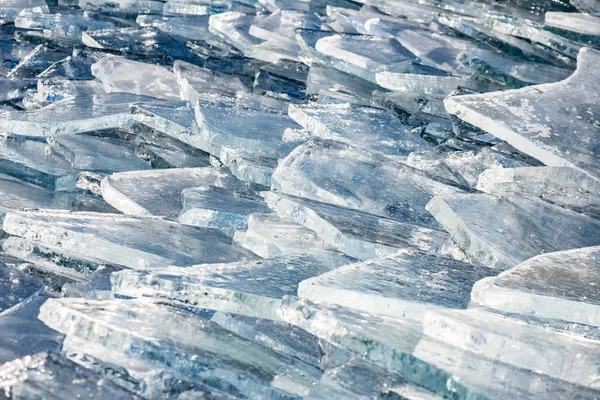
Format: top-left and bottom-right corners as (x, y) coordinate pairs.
(219, 145), (277, 187)
(82, 28), (200, 63)
(271, 140), (460, 227)
(40, 298), (322, 398)
(570, 0), (600, 15)
(47, 133), (150, 173)
(133, 133), (211, 169)
(174, 59), (249, 100)
(0, 352), (139, 399)
(288, 103), (431, 158)
(471, 246), (600, 328)
(264, 191), (449, 261)
(210, 311), (323, 367)
(249, 10), (322, 53)
(209, 12), (264, 53)
(112, 253), (350, 320)
(37, 49), (103, 80)
(315, 34), (418, 82)
(375, 69), (500, 95)
(0, 261), (43, 314)
(14, 11), (116, 38)
(445, 47), (600, 180)
(233, 212), (343, 260)
(7, 45), (70, 79)
(136, 15), (217, 42)
(0, 79), (36, 102)
(2, 210), (256, 269)
(307, 358), (439, 400)
(91, 57), (180, 101)
(163, 0), (229, 15)
(178, 185), (271, 236)
(0, 93), (149, 136)
(36, 78), (105, 103)
(413, 336), (600, 400)
(0, 135), (80, 191)
(423, 308), (600, 388)
(101, 167), (243, 218)
(78, 0), (164, 13)
(2, 236), (122, 284)
(405, 147), (530, 189)
(477, 166), (600, 218)
(546, 12), (600, 36)
(426, 193), (600, 269)
(253, 69), (307, 103)
(194, 102), (300, 156)
(298, 249), (495, 321)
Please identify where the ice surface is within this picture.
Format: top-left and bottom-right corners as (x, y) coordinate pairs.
(471, 246), (600, 328)
(298, 249), (495, 321)
(264, 191), (449, 260)
(476, 166), (600, 218)
(546, 12), (600, 36)
(423, 307), (600, 388)
(178, 185), (271, 236)
(445, 47), (600, 181)
(100, 167), (241, 218)
(0, 261), (43, 314)
(91, 57), (181, 101)
(112, 253), (350, 320)
(0, 351), (138, 399)
(288, 103), (431, 157)
(40, 298), (322, 397)
(426, 193), (600, 269)
(2, 210), (256, 269)
(271, 140), (460, 227)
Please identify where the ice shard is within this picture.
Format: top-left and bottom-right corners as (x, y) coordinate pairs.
(2, 210), (256, 269)
(298, 249), (495, 321)
(546, 12), (600, 36)
(0, 261), (43, 314)
(288, 103), (431, 157)
(471, 246), (600, 328)
(111, 253), (350, 320)
(100, 167), (242, 218)
(445, 47), (600, 181)
(426, 193), (600, 269)
(178, 185), (271, 236)
(476, 166), (600, 219)
(271, 140), (460, 227)
(91, 57), (181, 101)
(423, 308), (600, 388)
(264, 191), (449, 260)
(39, 298), (322, 397)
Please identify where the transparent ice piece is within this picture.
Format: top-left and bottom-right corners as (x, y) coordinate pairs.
(249, 10), (321, 53)
(175, 59), (249, 101)
(208, 12), (264, 53)
(288, 103), (431, 157)
(477, 166), (600, 218)
(210, 312), (323, 367)
(111, 253), (350, 320)
(2, 210), (256, 269)
(0, 0), (49, 22)
(546, 12), (600, 36)
(100, 167), (239, 218)
(471, 246), (600, 328)
(178, 185), (271, 236)
(136, 15), (216, 41)
(426, 193), (600, 269)
(0, 93), (147, 136)
(233, 212), (342, 259)
(445, 47), (600, 180)
(264, 191), (449, 261)
(7, 45), (69, 79)
(91, 57), (180, 101)
(78, 0), (164, 13)
(271, 140), (460, 227)
(40, 298), (322, 398)
(14, 11), (116, 38)
(0, 351), (138, 399)
(298, 249), (495, 321)
(219, 146), (277, 187)
(163, 0), (228, 16)
(194, 102), (299, 156)
(315, 34), (418, 82)
(0, 135), (79, 191)
(423, 308), (600, 388)
(47, 133), (150, 173)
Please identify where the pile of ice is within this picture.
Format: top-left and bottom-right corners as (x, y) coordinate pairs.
(0, 0), (599, 398)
